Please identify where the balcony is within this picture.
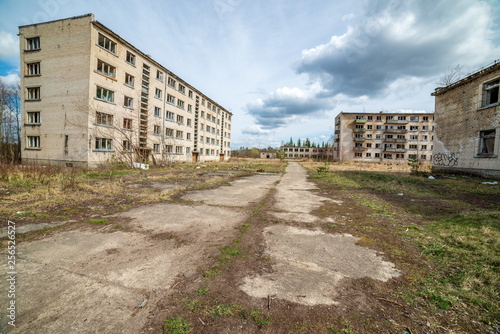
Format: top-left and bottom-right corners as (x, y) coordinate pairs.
(384, 148), (407, 153)
(385, 119), (409, 124)
(383, 138), (407, 143)
(335, 129), (340, 134)
(354, 137), (366, 142)
(355, 119), (367, 124)
(353, 128), (366, 133)
(353, 147), (366, 151)
(384, 128), (407, 134)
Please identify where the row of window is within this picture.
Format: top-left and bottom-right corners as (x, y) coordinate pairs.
(354, 125), (432, 131)
(356, 134), (432, 140)
(354, 152), (429, 160)
(356, 143), (432, 150)
(354, 115), (433, 121)
(96, 33), (231, 119)
(283, 148), (325, 152)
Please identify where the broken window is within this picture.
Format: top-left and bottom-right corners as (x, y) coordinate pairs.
(187, 119), (192, 126)
(410, 116), (419, 121)
(421, 155), (427, 160)
(95, 138), (113, 151)
(422, 116), (429, 121)
(177, 99), (185, 109)
(367, 116), (373, 121)
(409, 144), (418, 149)
(188, 90), (193, 99)
(26, 37), (40, 51)
(27, 87), (40, 101)
(27, 136), (40, 148)
(376, 116), (382, 121)
(166, 128), (174, 137)
(96, 112), (113, 126)
(178, 84), (185, 94)
(176, 130), (183, 139)
(124, 96), (133, 108)
(165, 145), (173, 153)
(98, 33), (116, 54)
(96, 86), (114, 103)
(123, 140), (131, 151)
(26, 62), (40, 76)
(410, 126), (418, 131)
(478, 129), (496, 156)
(384, 154), (392, 159)
(421, 145), (427, 150)
(398, 116), (406, 120)
(187, 133), (191, 140)
(167, 94), (175, 104)
(154, 144), (160, 153)
(176, 115), (184, 124)
(375, 153), (380, 158)
(154, 107), (161, 117)
(366, 152), (372, 157)
(154, 125), (160, 135)
(125, 73), (134, 87)
(188, 105), (192, 113)
(27, 111), (40, 124)
(186, 147), (191, 154)
(126, 51), (135, 65)
(483, 79), (499, 107)
(97, 59), (115, 78)
(123, 118), (132, 130)
(155, 88), (162, 99)
(168, 77), (176, 88)
(176, 146), (183, 154)
(156, 70), (163, 82)
(354, 152), (362, 157)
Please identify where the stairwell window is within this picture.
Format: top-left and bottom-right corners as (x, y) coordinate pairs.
(483, 79), (499, 107)
(168, 77), (176, 89)
(124, 96), (133, 108)
(154, 107), (161, 117)
(156, 70), (163, 82)
(167, 94), (175, 105)
(154, 125), (161, 135)
(123, 118), (132, 130)
(97, 33), (116, 54)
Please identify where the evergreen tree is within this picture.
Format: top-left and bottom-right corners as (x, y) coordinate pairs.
(305, 138), (311, 147)
(288, 137), (294, 146)
(297, 138), (302, 147)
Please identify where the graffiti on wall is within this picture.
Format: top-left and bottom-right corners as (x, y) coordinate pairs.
(433, 153), (459, 167)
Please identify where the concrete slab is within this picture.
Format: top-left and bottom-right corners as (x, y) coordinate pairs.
(240, 225), (401, 306)
(182, 174), (280, 207)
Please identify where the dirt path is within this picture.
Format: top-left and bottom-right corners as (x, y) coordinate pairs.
(0, 174), (279, 333)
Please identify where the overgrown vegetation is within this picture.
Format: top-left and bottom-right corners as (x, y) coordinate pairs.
(307, 161), (500, 328)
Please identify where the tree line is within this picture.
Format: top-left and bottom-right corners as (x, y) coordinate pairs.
(0, 78), (21, 163)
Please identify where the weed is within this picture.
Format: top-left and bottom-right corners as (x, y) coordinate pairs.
(56, 216), (69, 220)
(88, 219), (108, 224)
(240, 223), (250, 234)
(163, 317), (191, 334)
(250, 310), (271, 327)
(113, 225), (124, 229)
(195, 287), (209, 295)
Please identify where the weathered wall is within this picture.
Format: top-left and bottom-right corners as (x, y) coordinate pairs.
(432, 65), (500, 176)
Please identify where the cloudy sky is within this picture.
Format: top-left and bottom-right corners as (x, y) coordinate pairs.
(1, 0), (499, 148)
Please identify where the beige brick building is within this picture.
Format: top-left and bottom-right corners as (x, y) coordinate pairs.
(19, 14), (232, 167)
(333, 112), (435, 163)
(431, 61), (500, 178)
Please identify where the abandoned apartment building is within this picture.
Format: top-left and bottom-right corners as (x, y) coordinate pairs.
(19, 13), (232, 168)
(432, 60), (500, 178)
(333, 112), (435, 163)
(281, 146), (332, 160)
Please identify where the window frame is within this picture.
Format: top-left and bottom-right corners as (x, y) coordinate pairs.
(26, 62), (40, 76)
(482, 79), (500, 108)
(27, 135), (40, 148)
(26, 37), (40, 51)
(97, 33), (117, 55)
(27, 111), (41, 125)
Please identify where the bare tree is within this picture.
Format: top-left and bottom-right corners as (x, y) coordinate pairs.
(0, 78), (21, 163)
(436, 64), (464, 86)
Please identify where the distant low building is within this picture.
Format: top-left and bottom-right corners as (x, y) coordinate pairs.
(333, 112), (435, 163)
(260, 152), (277, 159)
(431, 60), (500, 178)
(281, 146), (331, 160)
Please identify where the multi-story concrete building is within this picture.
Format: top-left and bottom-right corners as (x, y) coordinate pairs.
(282, 146), (331, 160)
(431, 61), (500, 178)
(333, 112), (435, 163)
(19, 14), (232, 167)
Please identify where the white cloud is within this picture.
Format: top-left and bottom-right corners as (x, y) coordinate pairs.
(0, 32), (18, 59)
(0, 74), (20, 87)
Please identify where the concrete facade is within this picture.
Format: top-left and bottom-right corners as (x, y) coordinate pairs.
(431, 61), (500, 178)
(19, 14), (232, 168)
(282, 146), (331, 160)
(333, 112), (435, 163)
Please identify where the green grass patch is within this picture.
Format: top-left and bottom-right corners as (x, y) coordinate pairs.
(250, 310), (271, 327)
(88, 219), (108, 224)
(406, 211), (500, 322)
(163, 317), (191, 334)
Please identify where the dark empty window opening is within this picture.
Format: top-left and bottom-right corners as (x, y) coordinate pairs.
(478, 129), (496, 156)
(483, 80), (499, 107)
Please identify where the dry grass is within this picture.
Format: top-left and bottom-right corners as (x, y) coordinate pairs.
(301, 160), (432, 174)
